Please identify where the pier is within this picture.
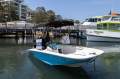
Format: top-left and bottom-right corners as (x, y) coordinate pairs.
(0, 20), (97, 38)
(0, 27), (86, 38)
(0, 28), (33, 38)
(0, 22), (97, 39)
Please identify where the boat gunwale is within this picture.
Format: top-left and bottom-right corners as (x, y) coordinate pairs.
(28, 47), (104, 60)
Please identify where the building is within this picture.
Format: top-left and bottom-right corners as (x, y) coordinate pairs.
(26, 7), (34, 22)
(0, 0), (27, 21)
(20, 4), (27, 20)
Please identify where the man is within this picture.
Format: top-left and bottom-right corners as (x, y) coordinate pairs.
(42, 32), (50, 49)
(61, 33), (70, 44)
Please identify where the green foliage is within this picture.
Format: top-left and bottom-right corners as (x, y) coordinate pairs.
(47, 10), (56, 22)
(32, 6), (62, 24)
(74, 20), (80, 24)
(34, 11), (48, 23)
(55, 15), (63, 21)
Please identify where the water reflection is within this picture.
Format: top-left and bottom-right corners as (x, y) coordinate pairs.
(29, 54), (89, 79)
(0, 37), (120, 79)
(15, 37), (33, 45)
(0, 37), (33, 45)
(69, 37), (86, 46)
(86, 42), (120, 53)
(0, 46), (29, 79)
(84, 53), (120, 79)
(86, 41), (120, 47)
(102, 53), (120, 70)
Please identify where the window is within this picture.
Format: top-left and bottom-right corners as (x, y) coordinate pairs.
(97, 24), (103, 29)
(98, 18), (101, 22)
(102, 16), (111, 21)
(97, 23), (108, 30)
(88, 18), (94, 22)
(109, 23), (120, 30)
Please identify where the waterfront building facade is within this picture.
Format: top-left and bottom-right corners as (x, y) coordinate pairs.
(26, 7), (34, 22)
(0, 0), (27, 22)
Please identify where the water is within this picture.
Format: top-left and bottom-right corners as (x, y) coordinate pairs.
(0, 37), (120, 79)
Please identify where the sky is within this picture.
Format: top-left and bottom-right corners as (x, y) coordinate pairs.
(24, 0), (120, 21)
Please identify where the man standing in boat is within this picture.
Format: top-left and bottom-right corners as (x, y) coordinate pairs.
(42, 32), (50, 49)
(34, 31), (53, 50)
(34, 32), (43, 49)
(61, 33), (70, 44)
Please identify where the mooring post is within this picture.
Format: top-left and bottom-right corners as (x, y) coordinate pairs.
(24, 23), (27, 37)
(93, 59), (96, 72)
(77, 30), (79, 38)
(15, 32), (18, 39)
(22, 31), (25, 39)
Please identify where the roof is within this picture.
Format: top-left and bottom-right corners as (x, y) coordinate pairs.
(92, 16), (103, 18)
(46, 20), (74, 27)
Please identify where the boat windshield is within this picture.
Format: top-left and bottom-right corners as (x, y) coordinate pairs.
(111, 16), (120, 22)
(102, 16), (111, 21)
(49, 43), (61, 50)
(86, 18), (101, 22)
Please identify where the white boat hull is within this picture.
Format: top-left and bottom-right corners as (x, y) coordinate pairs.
(86, 29), (120, 42)
(28, 45), (104, 66)
(87, 35), (120, 42)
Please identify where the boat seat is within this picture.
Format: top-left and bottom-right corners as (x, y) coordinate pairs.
(46, 46), (59, 53)
(61, 45), (76, 54)
(47, 44), (76, 54)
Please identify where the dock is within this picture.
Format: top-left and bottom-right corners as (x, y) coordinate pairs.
(0, 24), (96, 39)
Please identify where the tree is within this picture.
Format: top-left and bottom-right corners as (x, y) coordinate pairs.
(55, 15), (63, 21)
(36, 7), (46, 13)
(34, 12), (48, 23)
(47, 10), (55, 22)
(32, 7), (48, 23)
(32, 7), (56, 23)
(74, 20), (80, 24)
(32, 6), (63, 24)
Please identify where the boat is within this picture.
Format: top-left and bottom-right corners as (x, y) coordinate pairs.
(82, 16), (102, 27)
(86, 11), (120, 42)
(28, 44), (104, 66)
